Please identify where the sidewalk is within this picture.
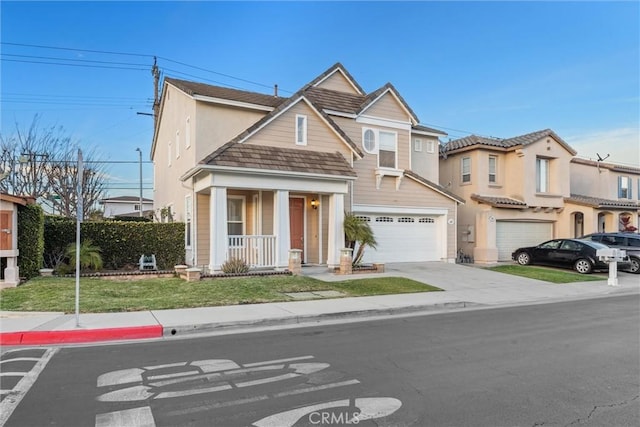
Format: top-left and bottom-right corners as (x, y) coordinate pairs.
(1, 263), (638, 346)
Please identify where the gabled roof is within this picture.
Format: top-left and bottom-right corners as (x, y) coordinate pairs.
(565, 194), (640, 209)
(442, 129), (577, 155)
(571, 157), (640, 174)
(201, 144), (356, 178)
(471, 194), (527, 208)
(301, 62), (365, 95)
(359, 82), (419, 125)
(165, 77), (284, 108)
(404, 170), (465, 204)
(0, 193), (35, 206)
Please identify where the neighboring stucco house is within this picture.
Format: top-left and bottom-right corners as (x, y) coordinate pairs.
(151, 63), (463, 271)
(563, 158), (640, 236)
(100, 196), (154, 219)
(440, 129), (576, 263)
(0, 193), (35, 288)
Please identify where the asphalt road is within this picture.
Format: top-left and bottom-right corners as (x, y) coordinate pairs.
(2, 295), (639, 427)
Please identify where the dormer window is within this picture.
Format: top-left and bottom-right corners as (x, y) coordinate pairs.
(363, 129), (376, 153)
(296, 114), (307, 145)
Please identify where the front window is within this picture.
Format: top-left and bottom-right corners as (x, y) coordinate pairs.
(227, 197), (245, 235)
(618, 176), (631, 199)
(488, 155), (497, 183)
(461, 157), (471, 183)
(536, 157), (549, 192)
(414, 138), (422, 152)
(363, 129), (376, 153)
(296, 114), (307, 145)
(378, 131), (397, 168)
(134, 204), (140, 211)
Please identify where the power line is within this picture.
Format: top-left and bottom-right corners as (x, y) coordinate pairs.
(1, 58), (148, 71)
(1, 53), (150, 67)
(1, 41), (153, 58)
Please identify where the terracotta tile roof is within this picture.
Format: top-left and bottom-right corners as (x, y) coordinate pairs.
(202, 144), (357, 178)
(471, 194), (528, 208)
(571, 158), (640, 174)
(165, 77), (285, 108)
(565, 194), (640, 209)
(442, 129), (576, 155)
(404, 170), (465, 203)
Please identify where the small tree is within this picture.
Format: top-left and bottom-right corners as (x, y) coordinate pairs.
(344, 213), (377, 266)
(65, 240), (103, 271)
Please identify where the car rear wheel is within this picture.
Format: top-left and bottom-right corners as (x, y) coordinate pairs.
(574, 259), (593, 274)
(627, 257), (640, 274)
(516, 252), (531, 265)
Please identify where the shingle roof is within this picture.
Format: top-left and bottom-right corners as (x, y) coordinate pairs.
(303, 86), (365, 114)
(471, 194), (528, 208)
(202, 144), (357, 178)
(404, 170), (465, 203)
(565, 194), (640, 209)
(412, 124), (447, 136)
(301, 62), (366, 95)
(571, 158), (640, 174)
(165, 77), (285, 108)
(442, 129), (576, 155)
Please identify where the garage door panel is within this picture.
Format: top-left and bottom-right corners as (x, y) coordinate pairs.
(496, 221), (553, 261)
(358, 215), (440, 263)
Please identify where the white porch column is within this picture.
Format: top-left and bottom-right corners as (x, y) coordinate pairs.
(209, 187), (228, 272)
(327, 193), (345, 268)
(273, 190), (290, 269)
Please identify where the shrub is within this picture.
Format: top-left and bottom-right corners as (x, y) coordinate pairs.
(221, 258), (249, 274)
(65, 239), (103, 271)
(17, 204), (44, 279)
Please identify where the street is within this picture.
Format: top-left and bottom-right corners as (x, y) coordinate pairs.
(2, 295), (639, 427)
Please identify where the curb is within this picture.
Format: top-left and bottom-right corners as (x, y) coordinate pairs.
(0, 325), (163, 346)
(162, 301), (482, 337)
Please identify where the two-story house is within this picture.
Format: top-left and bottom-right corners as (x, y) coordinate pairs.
(564, 158), (640, 236)
(151, 63), (463, 271)
(100, 196), (154, 219)
(440, 129), (576, 263)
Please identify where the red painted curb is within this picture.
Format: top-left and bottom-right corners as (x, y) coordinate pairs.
(0, 325), (163, 346)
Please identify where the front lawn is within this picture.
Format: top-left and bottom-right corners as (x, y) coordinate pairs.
(487, 265), (605, 284)
(0, 275), (441, 313)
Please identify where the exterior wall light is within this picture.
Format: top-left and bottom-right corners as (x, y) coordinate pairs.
(311, 198), (319, 210)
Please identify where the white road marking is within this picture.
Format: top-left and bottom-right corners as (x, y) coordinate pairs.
(272, 379), (361, 397)
(143, 362), (186, 370)
(95, 406), (156, 427)
(97, 368), (145, 387)
(156, 384), (231, 399)
(0, 372), (28, 377)
(190, 359), (239, 372)
(146, 370), (199, 381)
(0, 348), (58, 427)
(236, 373), (299, 388)
(243, 355), (314, 367)
(0, 357), (40, 364)
(97, 385), (155, 402)
(252, 399), (351, 427)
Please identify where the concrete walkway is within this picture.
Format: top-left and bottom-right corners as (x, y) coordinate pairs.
(1, 263), (638, 346)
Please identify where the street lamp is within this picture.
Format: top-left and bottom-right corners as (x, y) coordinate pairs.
(135, 148), (143, 217)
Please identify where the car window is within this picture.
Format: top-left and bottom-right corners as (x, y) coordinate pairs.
(626, 237), (640, 247)
(586, 234), (601, 242)
(540, 240), (561, 249)
(560, 240), (580, 251)
(601, 236), (618, 245)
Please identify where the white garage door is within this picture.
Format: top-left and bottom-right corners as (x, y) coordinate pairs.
(496, 221), (553, 261)
(357, 214), (440, 263)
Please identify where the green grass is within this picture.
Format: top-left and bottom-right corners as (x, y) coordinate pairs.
(0, 275), (441, 313)
(487, 265), (605, 284)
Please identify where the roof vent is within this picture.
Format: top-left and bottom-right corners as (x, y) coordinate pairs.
(274, 84), (278, 97)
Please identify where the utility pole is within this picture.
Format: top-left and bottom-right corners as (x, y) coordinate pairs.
(136, 148), (143, 217)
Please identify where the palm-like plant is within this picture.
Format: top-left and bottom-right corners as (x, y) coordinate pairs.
(344, 213), (377, 266)
(65, 239), (103, 271)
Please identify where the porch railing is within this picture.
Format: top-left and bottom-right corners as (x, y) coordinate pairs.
(228, 235), (277, 268)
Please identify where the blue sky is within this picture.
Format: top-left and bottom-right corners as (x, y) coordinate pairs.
(2, 1), (639, 198)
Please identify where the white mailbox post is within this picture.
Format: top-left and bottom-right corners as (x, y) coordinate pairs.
(596, 248), (626, 286)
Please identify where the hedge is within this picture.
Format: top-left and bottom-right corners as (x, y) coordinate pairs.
(18, 204), (45, 279)
(44, 217), (185, 270)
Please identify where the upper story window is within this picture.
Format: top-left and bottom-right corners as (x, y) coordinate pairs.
(296, 114), (307, 145)
(185, 117), (191, 149)
(618, 176), (632, 199)
(461, 157), (471, 183)
(414, 138), (422, 152)
(363, 129), (376, 153)
(536, 157), (549, 192)
(378, 131), (397, 169)
(426, 140), (436, 154)
(488, 155), (497, 184)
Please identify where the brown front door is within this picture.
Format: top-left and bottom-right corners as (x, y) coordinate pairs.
(1, 211), (11, 250)
(289, 198), (304, 261)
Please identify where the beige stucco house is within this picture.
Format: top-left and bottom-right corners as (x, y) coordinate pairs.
(151, 63), (463, 271)
(563, 158), (640, 236)
(440, 129), (577, 263)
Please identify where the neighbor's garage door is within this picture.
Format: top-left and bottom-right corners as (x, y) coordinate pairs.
(496, 221), (553, 261)
(358, 214), (440, 263)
